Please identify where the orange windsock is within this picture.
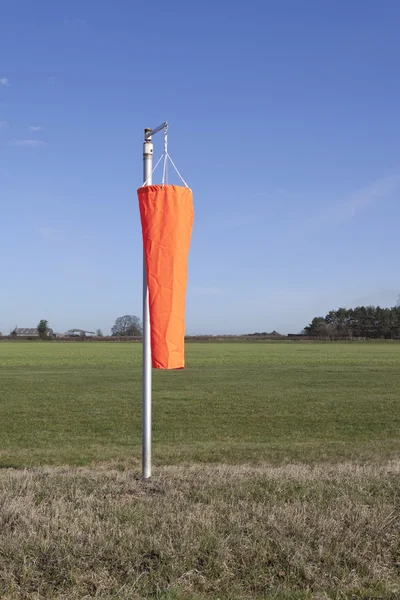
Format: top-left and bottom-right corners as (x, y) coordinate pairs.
(138, 185), (194, 369)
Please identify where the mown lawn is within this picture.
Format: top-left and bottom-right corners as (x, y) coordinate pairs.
(0, 341), (399, 467)
(0, 342), (399, 599)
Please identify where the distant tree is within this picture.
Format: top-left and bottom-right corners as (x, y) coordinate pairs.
(304, 303), (400, 339)
(111, 315), (143, 337)
(96, 329), (103, 337)
(325, 307), (353, 337)
(37, 319), (49, 340)
(304, 317), (331, 337)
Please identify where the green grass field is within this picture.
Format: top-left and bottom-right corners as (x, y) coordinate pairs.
(0, 341), (399, 467)
(0, 342), (399, 599)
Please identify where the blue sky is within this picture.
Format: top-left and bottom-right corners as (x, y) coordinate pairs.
(1, 0), (400, 335)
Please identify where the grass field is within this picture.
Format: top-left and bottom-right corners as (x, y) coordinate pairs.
(0, 341), (399, 599)
(0, 341), (399, 467)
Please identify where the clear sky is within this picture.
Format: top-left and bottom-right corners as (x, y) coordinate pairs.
(1, 0), (399, 335)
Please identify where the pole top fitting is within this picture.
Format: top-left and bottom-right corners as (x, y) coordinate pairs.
(145, 122), (168, 140)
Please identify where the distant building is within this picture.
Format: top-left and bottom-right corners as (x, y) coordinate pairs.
(12, 328), (39, 338)
(64, 329), (95, 338)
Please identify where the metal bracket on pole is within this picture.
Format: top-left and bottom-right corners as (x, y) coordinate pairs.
(145, 122), (168, 140)
(142, 122), (168, 480)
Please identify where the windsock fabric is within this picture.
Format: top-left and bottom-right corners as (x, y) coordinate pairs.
(138, 185), (194, 369)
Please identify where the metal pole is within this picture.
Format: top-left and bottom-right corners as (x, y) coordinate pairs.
(142, 128), (153, 479)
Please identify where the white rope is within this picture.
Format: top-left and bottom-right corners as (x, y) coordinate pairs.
(162, 126), (168, 187)
(166, 154), (189, 188)
(143, 124), (190, 189)
(142, 152), (164, 186)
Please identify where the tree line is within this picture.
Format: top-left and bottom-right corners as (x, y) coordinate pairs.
(304, 305), (400, 339)
(9, 315), (143, 339)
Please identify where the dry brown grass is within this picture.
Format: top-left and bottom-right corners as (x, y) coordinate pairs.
(0, 462), (399, 599)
